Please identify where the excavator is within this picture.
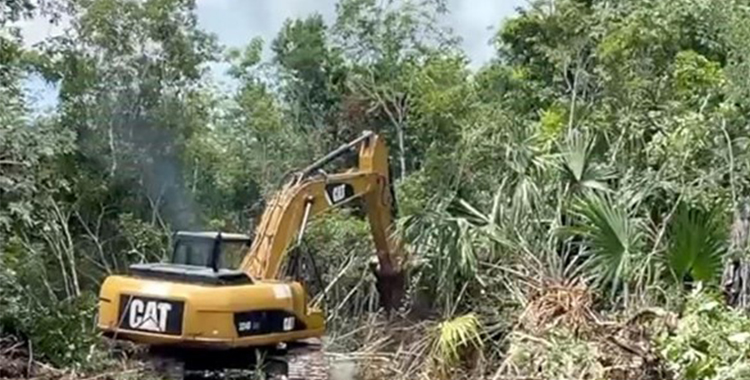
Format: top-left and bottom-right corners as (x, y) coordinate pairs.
(96, 131), (405, 379)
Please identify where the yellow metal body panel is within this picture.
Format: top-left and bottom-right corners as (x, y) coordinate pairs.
(97, 275), (324, 349)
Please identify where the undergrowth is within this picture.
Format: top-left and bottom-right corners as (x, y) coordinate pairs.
(655, 286), (750, 380)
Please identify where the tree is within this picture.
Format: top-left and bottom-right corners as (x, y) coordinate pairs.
(334, 0), (459, 179)
(272, 14), (347, 150)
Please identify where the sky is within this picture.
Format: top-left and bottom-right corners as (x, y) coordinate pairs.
(18, 0), (527, 110)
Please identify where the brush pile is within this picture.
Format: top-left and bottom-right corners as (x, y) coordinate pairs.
(518, 278), (600, 335)
(329, 278), (683, 380)
(497, 278), (674, 380)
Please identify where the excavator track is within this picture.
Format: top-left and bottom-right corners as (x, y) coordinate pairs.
(274, 339), (329, 380)
(134, 341), (330, 380)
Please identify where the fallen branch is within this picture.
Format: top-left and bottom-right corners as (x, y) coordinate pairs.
(622, 307), (670, 328)
(0, 160), (26, 166)
(26, 340), (32, 378)
(28, 360), (66, 379)
(606, 335), (647, 357)
(0, 341), (23, 355)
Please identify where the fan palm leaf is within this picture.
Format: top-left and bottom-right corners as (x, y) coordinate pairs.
(396, 198), (482, 310)
(666, 203), (728, 284)
(557, 129), (613, 193)
(567, 192), (643, 299)
(431, 312), (484, 374)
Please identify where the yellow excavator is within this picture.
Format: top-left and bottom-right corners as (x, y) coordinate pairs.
(96, 131), (405, 379)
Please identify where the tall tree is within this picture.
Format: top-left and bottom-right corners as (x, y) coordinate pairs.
(272, 14), (347, 151)
(334, 0), (459, 179)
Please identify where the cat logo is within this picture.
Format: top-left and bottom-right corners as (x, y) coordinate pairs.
(324, 183), (354, 205)
(331, 184), (346, 202)
(118, 295), (184, 335)
(129, 299), (171, 332)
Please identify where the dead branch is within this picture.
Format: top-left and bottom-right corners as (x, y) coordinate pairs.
(0, 160), (27, 166)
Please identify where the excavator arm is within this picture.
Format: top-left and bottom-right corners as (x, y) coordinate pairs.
(239, 131), (404, 309)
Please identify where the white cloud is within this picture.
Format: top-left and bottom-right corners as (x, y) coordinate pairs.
(195, 0), (232, 10)
(15, 14), (70, 47)
(446, 0), (526, 67)
(195, 0), (524, 68)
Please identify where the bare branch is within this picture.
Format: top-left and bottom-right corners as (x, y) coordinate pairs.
(0, 160), (27, 166)
(75, 207), (112, 275)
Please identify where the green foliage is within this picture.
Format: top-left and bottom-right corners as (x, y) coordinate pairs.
(118, 213), (170, 264)
(557, 129), (611, 193)
(430, 313), (483, 377)
(655, 286), (750, 380)
(0, 121), (76, 233)
(672, 50), (724, 100)
(292, 209), (382, 348)
(397, 199), (485, 313)
(23, 295), (100, 367)
(0, 265), (101, 368)
(504, 327), (605, 380)
(273, 14), (345, 141)
(334, 0), (456, 66)
(226, 37), (263, 80)
(539, 105), (566, 144)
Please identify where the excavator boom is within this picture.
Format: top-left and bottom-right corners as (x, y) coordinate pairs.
(241, 131), (401, 289)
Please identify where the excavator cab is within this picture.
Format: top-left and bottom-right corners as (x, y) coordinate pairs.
(127, 232), (254, 286)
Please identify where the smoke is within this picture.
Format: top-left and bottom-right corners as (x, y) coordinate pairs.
(141, 151), (201, 231)
(81, 96), (204, 232)
(133, 117), (202, 231)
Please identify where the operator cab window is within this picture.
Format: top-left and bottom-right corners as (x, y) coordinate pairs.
(170, 233), (252, 271)
(219, 242), (246, 269)
(172, 239), (214, 267)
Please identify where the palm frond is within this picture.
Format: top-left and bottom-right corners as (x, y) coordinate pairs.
(431, 313), (484, 369)
(557, 129), (613, 193)
(560, 129), (591, 183)
(456, 198), (492, 226)
(569, 192), (643, 299)
(395, 199), (480, 311)
(666, 203), (728, 284)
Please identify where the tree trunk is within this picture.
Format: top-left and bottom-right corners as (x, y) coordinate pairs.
(373, 268), (406, 315)
(723, 201), (750, 309)
(397, 122), (406, 180)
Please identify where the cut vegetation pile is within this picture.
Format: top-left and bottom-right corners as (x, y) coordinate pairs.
(329, 280), (678, 380)
(499, 279), (673, 380)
